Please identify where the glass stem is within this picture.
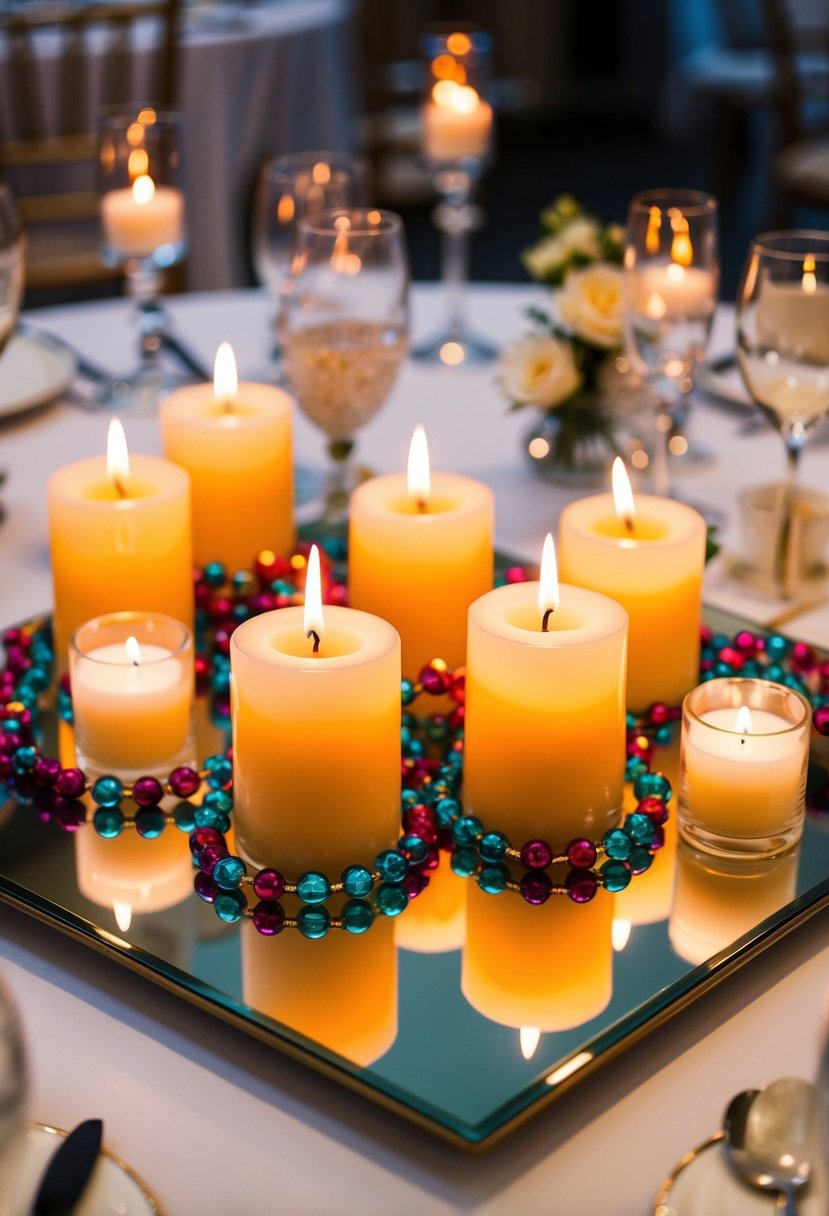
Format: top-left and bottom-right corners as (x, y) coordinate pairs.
(652, 408), (671, 498)
(323, 438), (356, 527)
(125, 261), (165, 371)
(776, 435), (801, 599)
(435, 170), (473, 342)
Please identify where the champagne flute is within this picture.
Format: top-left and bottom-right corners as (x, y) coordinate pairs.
(736, 230), (829, 597)
(623, 188), (718, 494)
(279, 208), (409, 522)
(0, 184), (24, 357)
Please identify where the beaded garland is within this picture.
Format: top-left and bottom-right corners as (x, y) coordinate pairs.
(3, 547), (829, 939)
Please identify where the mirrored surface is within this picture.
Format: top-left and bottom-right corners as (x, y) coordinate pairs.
(1, 608), (828, 1148)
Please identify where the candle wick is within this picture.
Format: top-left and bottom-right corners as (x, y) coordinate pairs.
(114, 476), (128, 499)
(541, 608), (554, 632)
(131, 658), (139, 668)
(624, 515), (634, 535)
(416, 498), (428, 514)
(307, 629), (320, 654)
(222, 396), (234, 415)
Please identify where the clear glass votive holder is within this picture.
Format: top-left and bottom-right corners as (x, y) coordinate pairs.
(69, 612), (195, 782)
(679, 677), (812, 859)
(734, 482), (829, 596)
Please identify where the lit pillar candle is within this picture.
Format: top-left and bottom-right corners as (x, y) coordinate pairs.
(558, 458), (706, 712)
(230, 545), (401, 871)
(47, 419), (193, 667)
(100, 173), (184, 260)
(679, 677), (812, 858)
(69, 612), (194, 779)
(422, 79), (493, 163)
(349, 426), (493, 678)
(160, 342), (295, 571)
(464, 535), (628, 844)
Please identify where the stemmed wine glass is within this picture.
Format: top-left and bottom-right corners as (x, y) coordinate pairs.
(736, 230), (829, 598)
(252, 150), (367, 360)
(98, 108), (188, 408)
(0, 184), (24, 358)
(623, 188), (719, 495)
(279, 208), (409, 523)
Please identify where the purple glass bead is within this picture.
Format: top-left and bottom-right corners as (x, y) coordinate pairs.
(520, 838), (554, 870)
(55, 798), (86, 831)
(194, 871), (219, 903)
(189, 826), (223, 856)
(169, 766), (201, 798)
(419, 664), (448, 695)
(814, 705), (829, 736)
(565, 837), (598, 870)
(199, 843), (229, 875)
(252, 868), (286, 901)
(565, 869), (598, 903)
(649, 825), (666, 851)
(403, 872), (429, 899)
(56, 767), (86, 799)
(132, 776), (164, 807)
(33, 756), (61, 786)
(520, 871), (553, 905)
(252, 901), (286, 936)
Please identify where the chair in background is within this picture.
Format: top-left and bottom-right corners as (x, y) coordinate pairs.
(0, 0), (182, 298)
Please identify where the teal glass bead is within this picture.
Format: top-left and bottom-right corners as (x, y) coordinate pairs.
(477, 863), (508, 895)
(232, 570), (255, 594)
(322, 536), (348, 562)
(627, 847), (653, 875)
(425, 715), (448, 742)
(434, 797), (460, 828)
(93, 807), (125, 838)
(450, 846), (478, 878)
(401, 724), (412, 749)
(14, 688), (38, 710)
(766, 634), (790, 659)
(633, 771), (672, 803)
(399, 834), (428, 865)
(700, 670), (716, 683)
(625, 812), (657, 847)
(654, 725), (673, 747)
(479, 831), (508, 862)
(783, 674), (806, 692)
(203, 789), (233, 814)
(406, 738), (425, 759)
(20, 666), (50, 693)
(297, 871), (331, 904)
(402, 712), (416, 730)
(741, 660), (760, 678)
(211, 669), (231, 696)
(625, 756), (648, 781)
(400, 789), (418, 810)
(601, 859), (631, 893)
(375, 883), (408, 917)
(401, 679), (416, 706)
(12, 746), (37, 775)
(91, 775), (123, 808)
(764, 662), (784, 682)
(215, 889), (247, 923)
(173, 802), (196, 832)
(213, 856), (247, 889)
(297, 906), (331, 938)
(205, 754), (233, 789)
(451, 815), (483, 846)
(714, 661), (734, 678)
(135, 808), (166, 839)
(603, 828), (632, 861)
(30, 638), (53, 666)
(626, 711), (637, 730)
(232, 603), (250, 622)
(57, 688), (73, 723)
(193, 803), (224, 829)
(203, 561), (226, 587)
(341, 865), (374, 898)
(342, 899), (374, 934)
(375, 849), (408, 884)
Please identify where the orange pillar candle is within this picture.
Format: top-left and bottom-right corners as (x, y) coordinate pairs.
(230, 546), (401, 871)
(47, 419), (193, 667)
(160, 342), (295, 572)
(464, 535), (628, 844)
(349, 426), (493, 678)
(558, 458), (706, 712)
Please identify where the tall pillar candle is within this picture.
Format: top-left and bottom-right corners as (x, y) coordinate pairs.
(160, 343), (295, 571)
(558, 459), (706, 712)
(464, 536), (628, 844)
(230, 547), (400, 872)
(47, 420), (193, 667)
(349, 427), (493, 679)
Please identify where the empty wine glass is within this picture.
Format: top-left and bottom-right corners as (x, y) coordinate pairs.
(623, 188), (718, 494)
(279, 208), (409, 522)
(0, 185), (24, 358)
(736, 230), (829, 597)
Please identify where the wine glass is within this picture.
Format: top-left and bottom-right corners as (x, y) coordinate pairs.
(98, 108), (188, 408)
(412, 25), (497, 366)
(251, 151), (368, 355)
(623, 188), (719, 495)
(736, 230), (829, 597)
(0, 184), (24, 357)
(279, 208), (409, 522)
(0, 975), (26, 1200)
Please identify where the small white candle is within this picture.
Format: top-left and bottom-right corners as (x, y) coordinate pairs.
(632, 263), (716, 320)
(101, 173), (184, 259)
(422, 79), (493, 162)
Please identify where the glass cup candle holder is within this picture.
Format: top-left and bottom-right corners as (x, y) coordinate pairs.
(69, 611), (195, 782)
(679, 677), (812, 859)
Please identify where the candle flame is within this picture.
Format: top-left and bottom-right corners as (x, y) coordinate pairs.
(114, 901), (132, 932)
(127, 147), (149, 180)
(645, 205), (661, 255)
(106, 418), (129, 495)
(668, 210), (693, 268)
(213, 341), (238, 411)
(311, 161), (331, 185)
(446, 30), (472, 56)
(612, 918), (632, 952)
(519, 1027), (540, 1061)
(125, 636), (141, 666)
(736, 705), (752, 734)
(538, 532), (560, 626)
(612, 457), (636, 531)
(407, 425), (431, 509)
(132, 174), (155, 206)
(431, 78), (480, 113)
(803, 255), (817, 294)
(304, 544), (324, 650)
(277, 192), (295, 223)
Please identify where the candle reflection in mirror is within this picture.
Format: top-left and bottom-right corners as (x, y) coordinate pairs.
(395, 862), (466, 954)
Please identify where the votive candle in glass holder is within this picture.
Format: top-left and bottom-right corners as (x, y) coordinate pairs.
(679, 677), (811, 858)
(69, 612), (195, 781)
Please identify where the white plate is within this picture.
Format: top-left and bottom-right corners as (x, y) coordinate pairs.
(0, 331), (75, 418)
(0, 1122), (162, 1216)
(654, 1130), (827, 1215)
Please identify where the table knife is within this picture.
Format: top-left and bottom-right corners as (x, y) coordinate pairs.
(32, 1118), (103, 1216)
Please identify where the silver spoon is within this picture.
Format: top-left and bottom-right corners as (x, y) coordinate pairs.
(724, 1078), (818, 1215)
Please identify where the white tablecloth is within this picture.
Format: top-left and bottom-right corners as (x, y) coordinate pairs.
(0, 284), (827, 1214)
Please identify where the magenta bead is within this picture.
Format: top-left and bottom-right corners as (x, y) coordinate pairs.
(649, 825), (666, 851)
(520, 871), (552, 905)
(520, 838), (554, 869)
(565, 837), (598, 869)
(735, 630), (757, 653)
(637, 796), (669, 825)
(403, 873), (429, 899)
(56, 767), (86, 798)
(33, 757), (61, 786)
(814, 706), (829, 736)
(132, 776), (164, 807)
(200, 844), (229, 875)
(194, 872), (219, 903)
(251, 901), (285, 935)
(419, 665), (448, 695)
(565, 869), (598, 903)
(252, 868), (286, 900)
(648, 702), (670, 726)
(55, 798), (86, 831)
(190, 826), (223, 855)
(170, 766), (201, 798)
(504, 566), (528, 583)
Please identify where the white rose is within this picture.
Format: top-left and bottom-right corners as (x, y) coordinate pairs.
(558, 263), (623, 349)
(559, 215), (601, 260)
(522, 234), (567, 281)
(499, 334), (582, 409)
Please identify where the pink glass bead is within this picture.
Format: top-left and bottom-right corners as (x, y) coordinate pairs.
(637, 796), (668, 825)
(195, 872), (219, 903)
(199, 844), (229, 875)
(565, 870), (598, 903)
(420, 664), (449, 695)
(793, 641), (816, 672)
(170, 767), (201, 799)
(448, 672), (466, 703)
(814, 706), (829, 736)
(504, 566), (528, 583)
(520, 872), (552, 904)
(648, 702), (670, 726)
(718, 646), (744, 669)
(649, 825), (666, 850)
(252, 901), (285, 935)
(253, 869), (286, 900)
(520, 839), (554, 869)
(734, 630), (757, 653)
(132, 776), (164, 807)
(565, 838), (598, 869)
(55, 798), (86, 831)
(56, 767), (85, 798)
(33, 757), (60, 786)
(190, 826), (223, 854)
(403, 873), (428, 899)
